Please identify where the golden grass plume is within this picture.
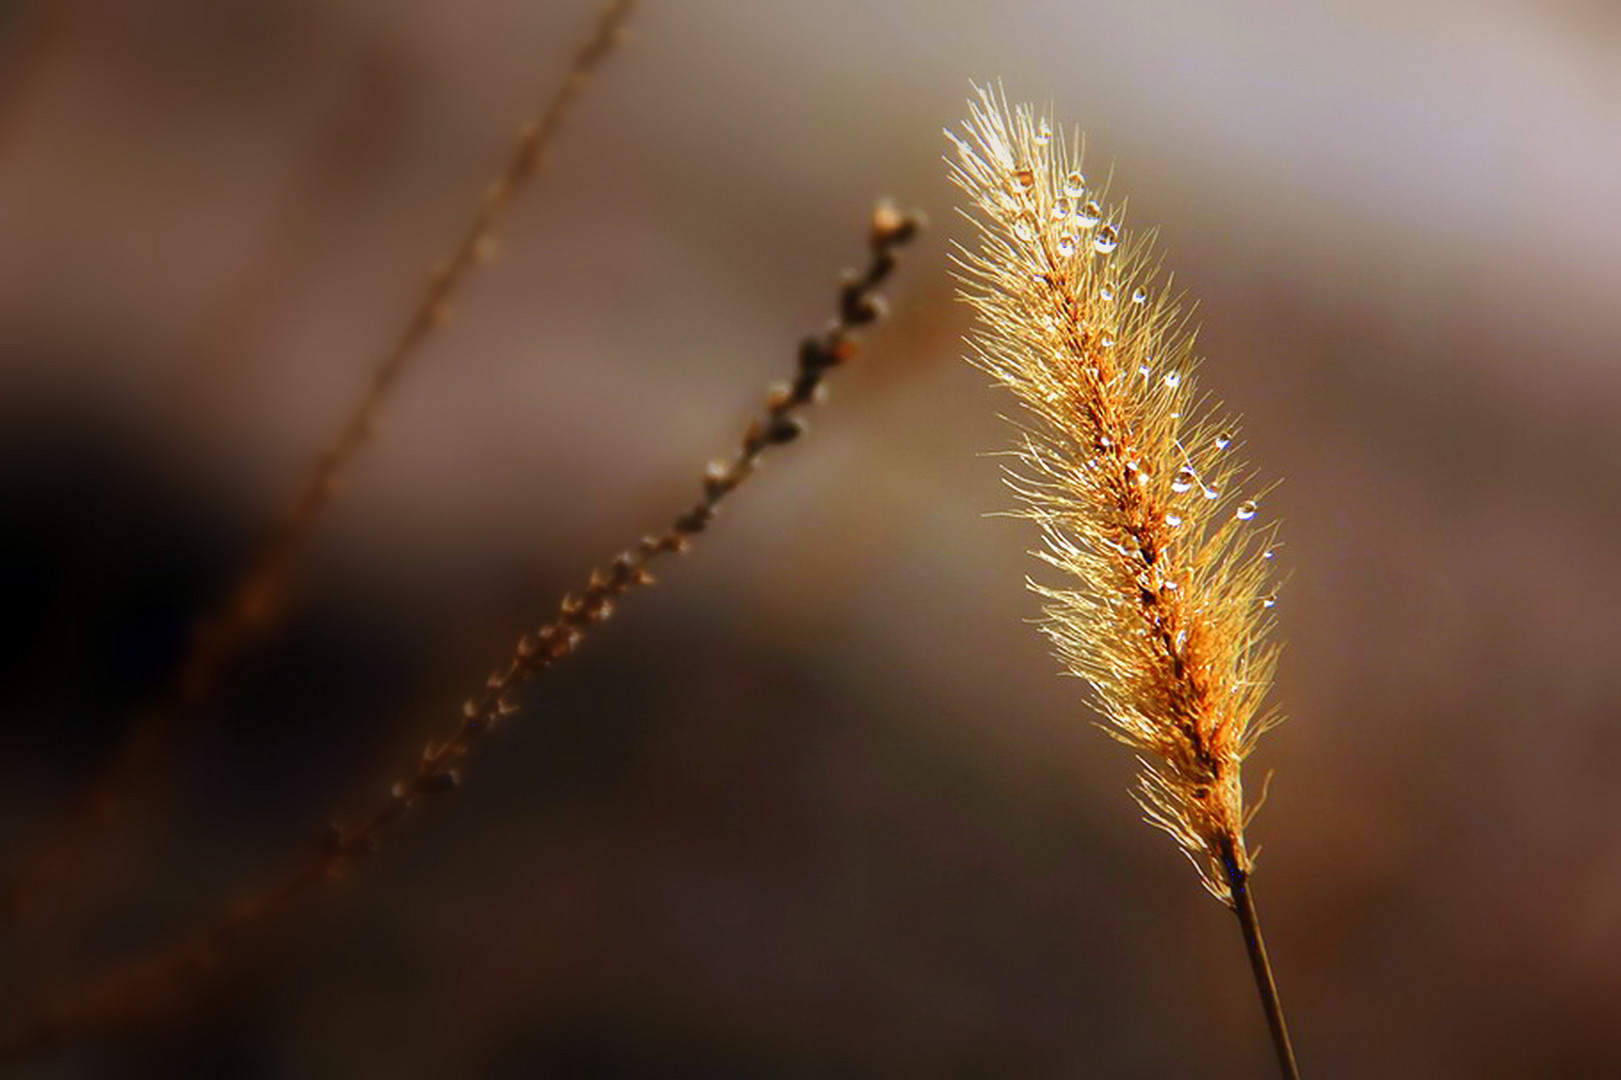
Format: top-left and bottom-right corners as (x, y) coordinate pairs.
(948, 86), (1285, 904)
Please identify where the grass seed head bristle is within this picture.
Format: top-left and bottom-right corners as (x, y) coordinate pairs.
(948, 84), (1284, 903)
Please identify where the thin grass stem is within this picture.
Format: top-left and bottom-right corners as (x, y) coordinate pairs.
(1222, 837), (1301, 1080)
(0, 201), (922, 1065)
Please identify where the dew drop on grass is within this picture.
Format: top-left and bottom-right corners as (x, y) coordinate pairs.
(1261, 594), (1277, 608)
(1052, 197), (1073, 220)
(1075, 201), (1102, 228)
(1035, 118), (1053, 146)
(1013, 168), (1036, 191)
(1172, 467), (1196, 493)
(1163, 371), (1181, 389)
(1056, 234), (1077, 257)
(1099, 284), (1115, 301)
(1100, 333), (1115, 347)
(1093, 224), (1120, 254)
(1202, 485), (1220, 500)
(1132, 288), (1148, 304)
(1214, 431), (1233, 450)
(1236, 500), (1258, 521)
(1064, 171), (1086, 197)
(1165, 513), (1183, 527)
(1014, 218), (1036, 242)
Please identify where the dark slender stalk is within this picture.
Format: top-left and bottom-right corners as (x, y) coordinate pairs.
(0, 201), (923, 1065)
(1220, 837), (1300, 1080)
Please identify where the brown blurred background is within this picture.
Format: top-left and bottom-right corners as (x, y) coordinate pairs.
(2, 0), (1619, 1076)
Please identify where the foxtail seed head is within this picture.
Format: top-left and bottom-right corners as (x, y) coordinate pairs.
(949, 86), (1284, 902)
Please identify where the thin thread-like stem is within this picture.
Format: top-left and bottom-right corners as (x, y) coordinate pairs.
(0, 0), (638, 925)
(0, 202), (922, 1064)
(1221, 837), (1301, 1080)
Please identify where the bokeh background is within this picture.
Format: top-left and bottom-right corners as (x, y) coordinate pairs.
(2, 1), (1619, 1076)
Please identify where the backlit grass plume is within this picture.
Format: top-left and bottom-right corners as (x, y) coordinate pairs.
(949, 87), (1300, 1077)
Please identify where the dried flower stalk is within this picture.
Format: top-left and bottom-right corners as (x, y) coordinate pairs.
(0, 201), (923, 1064)
(949, 86), (1299, 1077)
(0, 0), (638, 924)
